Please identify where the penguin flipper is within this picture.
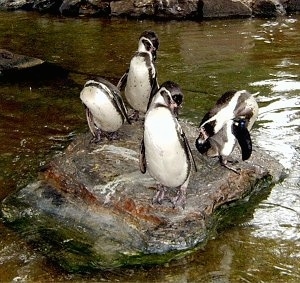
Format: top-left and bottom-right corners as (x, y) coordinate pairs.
(232, 118), (252, 161)
(146, 75), (159, 111)
(85, 107), (98, 138)
(117, 70), (128, 91)
(112, 88), (131, 125)
(139, 138), (147, 174)
(181, 131), (198, 172)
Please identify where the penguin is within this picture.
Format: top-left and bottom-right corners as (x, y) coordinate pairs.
(117, 30), (160, 121)
(140, 81), (197, 208)
(80, 77), (131, 143)
(195, 90), (259, 174)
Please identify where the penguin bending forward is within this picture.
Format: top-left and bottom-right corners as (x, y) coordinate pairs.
(140, 81), (197, 208)
(80, 78), (130, 143)
(195, 90), (259, 173)
(117, 30), (159, 121)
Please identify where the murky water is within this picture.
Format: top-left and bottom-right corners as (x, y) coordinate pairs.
(0, 11), (299, 282)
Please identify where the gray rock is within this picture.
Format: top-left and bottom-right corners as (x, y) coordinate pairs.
(33, 0), (62, 13)
(1, 0), (299, 18)
(1, 119), (285, 272)
(0, 0), (33, 10)
(252, 0), (286, 17)
(284, 0), (300, 12)
(0, 49), (69, 81)
(110, 0), (156, 18)
(0, 49), (44, 74)
(201, 0), (252, 19)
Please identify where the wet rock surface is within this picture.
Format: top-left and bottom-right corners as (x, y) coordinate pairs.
(0, 49), (44, 73)
(1, 118), (285, 272)
(0, 49), (69, 81)
(0, 0), (298, 19)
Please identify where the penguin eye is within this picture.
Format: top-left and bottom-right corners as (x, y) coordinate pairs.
(172, 94), (183, 106)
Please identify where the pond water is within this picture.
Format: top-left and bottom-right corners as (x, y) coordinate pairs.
(0, 11), (299, 282)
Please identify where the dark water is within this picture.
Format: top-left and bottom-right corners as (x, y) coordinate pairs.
(0, 11), (299, 282)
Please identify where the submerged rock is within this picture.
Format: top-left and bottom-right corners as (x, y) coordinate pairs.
(0, 49), (68, 81)
(0, 49), (44, 73)
(0, 120), (284, 272)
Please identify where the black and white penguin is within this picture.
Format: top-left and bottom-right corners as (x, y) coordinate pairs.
(117, 30), (159, 121)
(195, 90), (259, 173)
(140, 81), (197, 208)
(80, 77), (130, 143)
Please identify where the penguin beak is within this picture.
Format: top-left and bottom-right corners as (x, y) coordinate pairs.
(170, 101), (179, 117)
(171, 93), (183, 118)
(195, 128), (210, 153)
(151, 45), (157, 60)
(199, 127), (209, 141)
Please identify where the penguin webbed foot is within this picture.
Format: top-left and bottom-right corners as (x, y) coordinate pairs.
(90, 130), (120, 143)
(152, 184), (166, 205)
(225, 157), (239, 165)
(219, 156), (241, 175)
(129, 110), (140, 122)
(90, 130), (102, 144)
(106, 131), (120, 141)
(152, 185), (186, 209)
(171, 186), (187, 209)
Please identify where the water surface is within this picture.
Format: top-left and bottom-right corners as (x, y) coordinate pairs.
(0, 11), (299, 282)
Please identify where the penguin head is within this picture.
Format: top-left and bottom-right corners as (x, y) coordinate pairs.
(158, 81), (184, 116)
(138, 30), (159, 60)
(195, 125), (212, 154)
(149, 81), (180, 116)
(139, 30), (159, 51)
(195, 137), (211, 154)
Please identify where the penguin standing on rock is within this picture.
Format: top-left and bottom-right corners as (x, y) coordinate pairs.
(195, 90), (259, 174)
(80, 77), (130, 143)
(140, 81), (197, 208)
(117, 30), (160, 121)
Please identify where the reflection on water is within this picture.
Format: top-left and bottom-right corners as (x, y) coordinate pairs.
(253, 95), (299, 168)
(0, 11), (300, 282)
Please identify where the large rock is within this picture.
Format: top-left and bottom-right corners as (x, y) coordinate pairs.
(252, 0), (286, 17)
(284, 0), (300, 12)
(200, 0), (252, 19)
(0, 120), (285, 272)
(59, 0), (110, 16)
(0, 49), (68, 81)
(110, 0), (200, 19)
(0, 49), (44, 74)
(1, 0), (299, 18)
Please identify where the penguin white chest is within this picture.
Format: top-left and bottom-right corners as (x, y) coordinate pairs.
(144, 108), (189, 188)
(125, 56), (153, 113)
(220, 121), (237, 156)
(80, 86), (123, 132)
